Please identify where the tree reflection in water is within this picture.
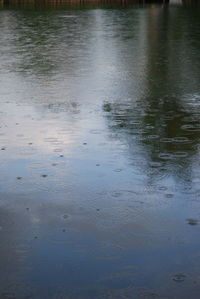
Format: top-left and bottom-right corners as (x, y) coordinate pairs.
(103, 6), (200, 187)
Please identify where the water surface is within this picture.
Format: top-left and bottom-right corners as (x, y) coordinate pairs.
(0, 2), (200, 298)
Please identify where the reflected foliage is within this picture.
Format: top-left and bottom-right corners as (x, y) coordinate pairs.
(103, 7), (200, 183)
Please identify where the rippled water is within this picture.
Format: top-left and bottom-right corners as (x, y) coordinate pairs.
(0, 2), (200, 298)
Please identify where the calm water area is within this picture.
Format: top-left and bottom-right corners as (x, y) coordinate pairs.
(0, 2), (200, 298)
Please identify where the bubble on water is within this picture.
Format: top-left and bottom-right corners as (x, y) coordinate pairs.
(172, 137), (190, 143)
(111, 192), (122, 198)
(149, 162), (162, 168)
(181, 124), (193, 130)
(160, 138), (173, 143)
(173, 152), (188, 158)
(187, 219), (198, 226)
(114, 169), (123, 172)
(181, 124), (200, 131)
(145, 125), (155, 130)
(158, 153), (173, 160)
(158, 186), (167, 191)
(172, 274), (186, 282)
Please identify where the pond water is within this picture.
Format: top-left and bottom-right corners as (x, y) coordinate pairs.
(0, 2), (200, 298)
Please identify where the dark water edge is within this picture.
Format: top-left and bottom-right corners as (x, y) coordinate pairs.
(0, 0), (200, 10)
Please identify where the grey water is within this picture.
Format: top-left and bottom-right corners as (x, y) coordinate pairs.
(0, 2), (200, 298)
